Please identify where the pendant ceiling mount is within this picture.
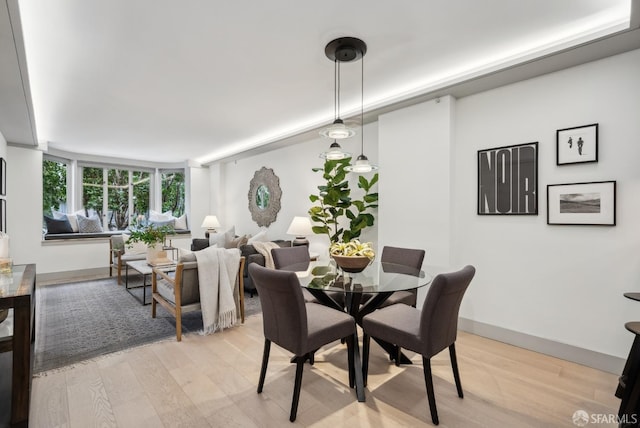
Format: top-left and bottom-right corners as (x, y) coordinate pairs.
(325, 37), (367, 62)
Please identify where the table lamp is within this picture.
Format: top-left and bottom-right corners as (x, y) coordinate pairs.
(286, 216), (313, 246)
(201, 215), (221, 238)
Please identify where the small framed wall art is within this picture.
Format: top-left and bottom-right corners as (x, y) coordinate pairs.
(556, 123), (598, 165)
(477, 142), (538, 215)
(547, 180), (616, 226)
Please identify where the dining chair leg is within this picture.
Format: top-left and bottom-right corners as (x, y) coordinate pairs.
(362, 333), (370, 387)
(257, 339), (271, 393)
(449, 343), (464, 398)
(395, 346), (402, 367)
(309, 351), (315, 365)
(422, 356), (439, 425)
(346, 334), (355, 388)
(290, 356), (305, 422)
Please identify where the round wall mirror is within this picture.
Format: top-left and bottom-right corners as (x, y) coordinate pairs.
(256, 185), (270, 210)
(248, 167), (282, 227)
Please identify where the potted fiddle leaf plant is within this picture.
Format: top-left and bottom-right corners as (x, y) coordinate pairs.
(308, 157), (378, 268)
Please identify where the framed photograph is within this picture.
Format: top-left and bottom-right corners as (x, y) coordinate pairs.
(0, 199), (5, 233)
(556, 123), (598, 165)
(547, 181), (615, 226)
(0, 157), (5, 196)
(478, 142), (538, 215)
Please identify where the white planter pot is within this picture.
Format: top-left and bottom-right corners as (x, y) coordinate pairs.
(146, 243), (167, 264)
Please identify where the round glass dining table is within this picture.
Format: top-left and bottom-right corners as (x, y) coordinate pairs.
(287, 260), (432, 401)
(295, 260), (432, 320)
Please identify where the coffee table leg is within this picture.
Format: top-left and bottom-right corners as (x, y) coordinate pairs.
(143, 273), (148, 305)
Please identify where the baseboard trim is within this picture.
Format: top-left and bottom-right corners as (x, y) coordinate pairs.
(37, 267), (110, 285)
(459, 317), (625, 375)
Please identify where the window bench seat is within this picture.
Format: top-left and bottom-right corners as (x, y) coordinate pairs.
(43, 230), (191, 241)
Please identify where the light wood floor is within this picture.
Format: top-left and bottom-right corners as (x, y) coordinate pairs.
(30, 312), (620, 427)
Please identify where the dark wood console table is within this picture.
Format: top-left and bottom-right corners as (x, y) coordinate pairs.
(0, 264), (36, 428)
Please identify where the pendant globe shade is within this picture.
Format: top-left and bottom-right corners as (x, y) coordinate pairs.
(320, 140), (351, 160)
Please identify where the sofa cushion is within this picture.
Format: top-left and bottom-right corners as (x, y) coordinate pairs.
(53, 210), (82, 232)
(191, 238), (210, 251)
(247, 229), (268, 244)
(77, 214), (103, 233)
(149, 219), (175, 228)
(210, 226), (235, 248)
(45, 216), (74, 234)
(226, 234), (249, 249)
(149, 210), (172, 221)
(174, 213), (188, 230)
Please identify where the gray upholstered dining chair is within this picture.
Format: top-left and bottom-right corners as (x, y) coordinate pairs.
(362, 265), (476, 425)
(379, 245), (426, 307)
(360, 245), (426, 309)
(271, 245), (322, 306)
(271, 245), (310, 272)
(248, 263), (357, 422)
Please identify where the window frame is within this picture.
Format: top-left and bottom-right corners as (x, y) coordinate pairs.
(43, 155), (188, 232)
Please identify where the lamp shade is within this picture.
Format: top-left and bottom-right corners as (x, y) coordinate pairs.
(287, 216), (313, 236)
(287, 216), (313, 246)
(201, 215), (221, 229)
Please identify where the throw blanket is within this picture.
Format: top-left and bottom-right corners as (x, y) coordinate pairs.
(251, 241), (281, 269)
(194, 246), (241, 334)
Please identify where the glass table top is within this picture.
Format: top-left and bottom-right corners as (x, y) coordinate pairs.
(294, 261), (432, 294)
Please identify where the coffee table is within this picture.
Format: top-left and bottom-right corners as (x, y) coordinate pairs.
(125, 260), (176, 305)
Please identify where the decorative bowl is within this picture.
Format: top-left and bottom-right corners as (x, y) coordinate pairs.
(332, 255), (372, 273)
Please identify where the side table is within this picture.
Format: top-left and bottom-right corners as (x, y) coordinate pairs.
(0, 264), (36, 428)
(616, 293), (640, 423)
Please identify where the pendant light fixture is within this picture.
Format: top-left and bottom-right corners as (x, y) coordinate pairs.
(320, 57), (351, 159)
(338, 37), (378, 173)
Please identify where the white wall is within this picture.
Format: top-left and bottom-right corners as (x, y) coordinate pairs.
(188, 165), (211, 240)
(215, 124), (379, 261)
(452, 48), (640, 360)
(378, 95), (455, 268)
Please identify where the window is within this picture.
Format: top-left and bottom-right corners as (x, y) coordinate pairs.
(42, 158), (68, 217)
(132, 171), (150, 221)
(82, 167), (153, 230)
(81, 166), (103, 219)
(161, 170), (185, 217)
(42, 157), (187, 233)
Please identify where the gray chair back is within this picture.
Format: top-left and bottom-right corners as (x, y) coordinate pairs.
(272, 246), (310, 271)
(249, 263), (308, 355)
(420, 265), (475, 357)
(381, 246), (425, 269)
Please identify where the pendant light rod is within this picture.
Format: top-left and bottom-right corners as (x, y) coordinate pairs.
(320, 37), (367, 141)
(342, 37), (378, 173)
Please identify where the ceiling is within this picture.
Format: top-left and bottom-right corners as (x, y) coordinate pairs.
(1, 0), (638, 165)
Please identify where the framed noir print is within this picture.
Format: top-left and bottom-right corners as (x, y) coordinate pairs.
(478, 142), (538, 215)
(547, 181), (615, 226)
(556, 123), (598, 165)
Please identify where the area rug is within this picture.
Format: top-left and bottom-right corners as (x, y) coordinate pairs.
(34, 276), (261, 373)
